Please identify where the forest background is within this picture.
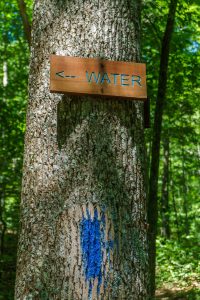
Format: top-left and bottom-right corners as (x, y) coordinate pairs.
(0, 0), (199, 299)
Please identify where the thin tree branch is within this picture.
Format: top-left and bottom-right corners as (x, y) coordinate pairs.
(17, 0), (31, 47)
(143, 13), (162, 44)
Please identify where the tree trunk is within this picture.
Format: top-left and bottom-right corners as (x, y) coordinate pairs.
(160, 136), (170, 238)
(182, 147), (189, 235)
(170, 175), (180, 241)
(147, 0), (178, 296)
(0, 192), (7, 255)
(15, 1), (149, 299)
(3, 61), (8, 87)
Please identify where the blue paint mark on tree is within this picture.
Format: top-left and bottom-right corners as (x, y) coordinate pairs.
(80, 207), (113, 299)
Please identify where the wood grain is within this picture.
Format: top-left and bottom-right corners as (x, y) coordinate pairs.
(50, 55), (147, 100)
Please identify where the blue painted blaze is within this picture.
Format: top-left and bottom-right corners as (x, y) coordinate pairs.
(80, 207), (114, 298)
(80, 209), (102, 297)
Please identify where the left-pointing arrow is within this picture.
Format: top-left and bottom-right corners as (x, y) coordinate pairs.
(56, 71), (65, 78)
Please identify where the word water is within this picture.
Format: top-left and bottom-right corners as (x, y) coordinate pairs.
(86, 71), (142, 87)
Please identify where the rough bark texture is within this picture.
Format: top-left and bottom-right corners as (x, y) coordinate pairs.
(15, 0), (149, 299)
(148, 0), (178, 297)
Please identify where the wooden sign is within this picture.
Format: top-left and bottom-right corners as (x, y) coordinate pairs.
(50, 55), (147, 100)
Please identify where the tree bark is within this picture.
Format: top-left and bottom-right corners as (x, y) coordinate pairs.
(15, 1), (149, 299)
(147, 0), (178, 297)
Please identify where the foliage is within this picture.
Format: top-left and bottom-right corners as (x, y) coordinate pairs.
(0, 1), (32, 299)
(0, 0), (30, 233)
(156, 236), (200, 288)
(142, 0), (200, 296)
(0, 0), (199, 299)
(142, 0), (200, 237)
(0, 234), (18, 300)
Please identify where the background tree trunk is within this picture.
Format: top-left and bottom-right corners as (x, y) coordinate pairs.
(15, 1), (149, 299)
(170, 174), (180, 241)
(17, 0), (31, 47)
(0, 191), (7, 254)
(182, 147), (189, 235)
(1, 62), (8, 254)
(160, 135), (170, 238)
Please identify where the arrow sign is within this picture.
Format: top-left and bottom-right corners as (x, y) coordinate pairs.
(56, 71), (65, 78)
(56, 71), (78, 79)
(50, 55), (147, 100)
